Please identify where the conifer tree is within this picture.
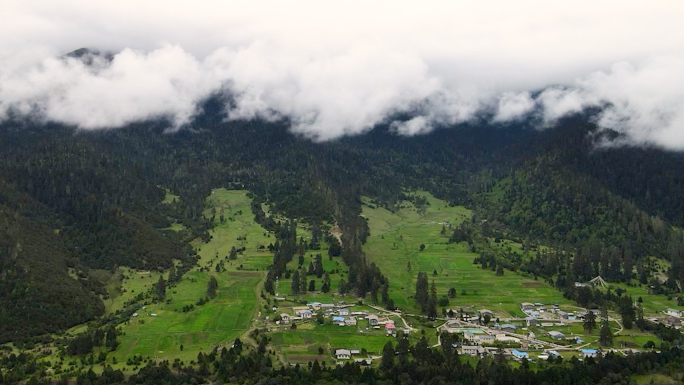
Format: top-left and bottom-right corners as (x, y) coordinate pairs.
(155, 276), (166, 301)
(291, 270), (300, 295)
(207, 275), (218, 298)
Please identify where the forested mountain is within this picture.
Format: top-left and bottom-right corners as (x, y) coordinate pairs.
(2, 107), (684, 341)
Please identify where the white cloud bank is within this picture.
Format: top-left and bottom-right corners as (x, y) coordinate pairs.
(1, 0), (683, 146)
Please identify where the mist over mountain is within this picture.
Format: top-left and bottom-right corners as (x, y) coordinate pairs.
(2, 1), (684, 146)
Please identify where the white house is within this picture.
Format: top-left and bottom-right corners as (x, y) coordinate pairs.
(500, 324), (516, 333)
(463, 331), (476, 341)
(367, 315), (379, 325)
(345, 317), (357, 326)
(475, 335), (496, 344)
(293, 306), (310, 316)
(385, 323), (396, 335)
(339, 308), (350, 316)
(461, 345), (486, 357)
(336, 349), (351, 360)
(280, 313), (291, 324)
(666, 308), (683, 318)
(495, 335), (521, 343)
(308, 302), (322, 311)
(548, 331), (565, 340)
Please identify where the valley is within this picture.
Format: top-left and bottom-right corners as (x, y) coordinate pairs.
(12, 188), (682, 376)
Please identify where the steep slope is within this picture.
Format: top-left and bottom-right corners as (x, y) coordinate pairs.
(0, 204), (104, 342)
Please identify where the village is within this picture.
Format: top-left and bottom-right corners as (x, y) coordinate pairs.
(266, 299), (683, 365)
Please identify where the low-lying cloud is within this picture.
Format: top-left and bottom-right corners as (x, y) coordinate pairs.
(1, 0), (683, 147)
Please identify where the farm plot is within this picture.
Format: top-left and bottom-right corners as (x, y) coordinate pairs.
(110, 189), (270, 363)
(361, 192), (574, 317)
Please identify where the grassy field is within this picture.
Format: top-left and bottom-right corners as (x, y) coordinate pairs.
(361, 192), (575, 317)
(27, 188), (673, 373)
(268, 316), (436, 364)
(108, 189), (272, 365)
(632, 373), (682, 385)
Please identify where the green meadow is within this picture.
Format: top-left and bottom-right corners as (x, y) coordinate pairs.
(268, 317), (435, 364)
(52, 188), (670, 370)
(361, 192), (575, 317)
(109, 189), (271, 364)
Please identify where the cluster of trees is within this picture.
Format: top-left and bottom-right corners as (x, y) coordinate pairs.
(414, 272), (438, 319)
(66, 326), (119, 356)
(289, 270), (315, 295)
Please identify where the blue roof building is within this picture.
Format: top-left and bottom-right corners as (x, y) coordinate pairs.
(511, 350), (529, 361)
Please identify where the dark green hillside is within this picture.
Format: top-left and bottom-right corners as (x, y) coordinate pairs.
(2, 113), (684, 341)
(0, 204), (104, 342)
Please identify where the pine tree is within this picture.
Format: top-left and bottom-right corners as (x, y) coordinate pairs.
(338, 279), (347, 295)
(599, 319), (613, 346)
(105, 325), (119, 350)
(583, 311), (597, 334)
(415, 271), (429, 311)
(380, 341), (395, 371)
(168, 265), (177, 283)
(315, 254), (324, 278)
(427, 280), (438, 320)
(322, 273), (331, 293)
(207, 276), (218, 298)
(155, 276), (166, 301)
(300, 272), (307, 294)
(291, 270), (300, 295)
(381, 281), (389, 306)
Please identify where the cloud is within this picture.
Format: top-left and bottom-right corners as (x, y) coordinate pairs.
(1, 0), (684, 147)
(493, 92), (536, 122)
(0, 46), (216, 129)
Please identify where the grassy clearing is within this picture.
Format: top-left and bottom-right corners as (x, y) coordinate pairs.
(605, 280), (681, 316)
(268, 319), (434, 364)
(361, 192), (574, 317)
(632, 373), (682, 385)
(162, 189), (180, 204)
(108, 189), (271, 365)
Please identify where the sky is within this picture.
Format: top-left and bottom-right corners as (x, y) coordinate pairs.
(1, 0), (683, 147)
